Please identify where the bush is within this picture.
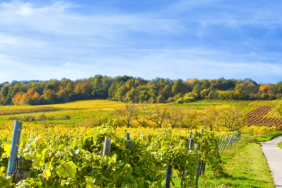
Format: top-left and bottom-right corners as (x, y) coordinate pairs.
(183, 97), (195, 103)
(156, 95), (165, 103)
(28, 116), (35, 122)
(276, 93), (282, 99)
(56, 115), (71, 120)
(47, 116), (55, 120)
(35, 114), (47, 121)
(8, 116), (19, 121)
(167, 97), (175, 103)
(268, 94), (275, 100)
(176, 98), (183, 104)
(22, 115), (35, 122)
(261, 94), (269, 100)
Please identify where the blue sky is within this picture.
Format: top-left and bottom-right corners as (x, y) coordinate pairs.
(0, 0), (282, 84)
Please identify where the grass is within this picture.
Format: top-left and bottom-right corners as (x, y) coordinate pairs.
(278, 142), (282, 150)
(256, 131), (282, 142)
(197, 136), (274, 188)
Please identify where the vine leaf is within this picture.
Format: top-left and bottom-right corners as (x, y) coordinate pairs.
(56, 161), (77, 178)
(2, 144), (11, 158)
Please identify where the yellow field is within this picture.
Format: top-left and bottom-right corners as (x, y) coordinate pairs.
(0, 99), (279, 142)
(46, 100), (126, 110)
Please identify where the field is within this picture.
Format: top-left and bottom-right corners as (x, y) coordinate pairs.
(0, 99), (280, 187)
(1, 99), (280, 136)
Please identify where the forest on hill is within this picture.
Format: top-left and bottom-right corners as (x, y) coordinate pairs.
(0, 75), (282, 105)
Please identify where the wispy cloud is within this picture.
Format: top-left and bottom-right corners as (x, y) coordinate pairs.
(0, 1), (184, 37)
(0, 0), (281, 84)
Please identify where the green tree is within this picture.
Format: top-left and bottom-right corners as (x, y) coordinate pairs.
(91, 75), (103, 98)
(172, 80), (185, 95)
(162, 85), (171, 99)
(192, 83), (201, 97)
(139, 90), (150, 103)
(156, 95), (165, 103)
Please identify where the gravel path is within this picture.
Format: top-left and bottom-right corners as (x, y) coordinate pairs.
(261, 136), (282, 188)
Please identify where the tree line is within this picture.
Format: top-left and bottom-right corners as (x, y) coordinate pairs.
(1, 75), (282, 105)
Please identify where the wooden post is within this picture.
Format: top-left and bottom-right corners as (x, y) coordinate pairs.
(126, 133), (130, 140)
(188, 138), (194, 151)
(238, 132), (241, 139)
(181, 132), (193, 187)
(128, 140), (133, 150)
(195, 129), (204, 186)
(14, 158), (32, 184)
(126, 133), (133, 150)
(164, 165), (173, 188)
(195, 160), (201, 186)
(200, 129), (206, 176)
(235, 132), (241, 143)
(7, 121), (22, 176)
(102, 137), (111, 157)
(201, 161), (206, 175)
(102, 137), (111, 172)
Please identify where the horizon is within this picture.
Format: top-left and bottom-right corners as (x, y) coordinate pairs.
(1, 0), (282, 84)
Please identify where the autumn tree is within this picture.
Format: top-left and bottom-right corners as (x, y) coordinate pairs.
(80, 82), (91, 99)
(117, 102), (136, 128)
(218, 107), (244, 131)
(148, 104), (169, 128)
(200, 106), (219, 131)
(181, 109), (199, 129)
(56, 86), (68, 103)
(133, 104), (150, 127)
(167, 107), (183, 128)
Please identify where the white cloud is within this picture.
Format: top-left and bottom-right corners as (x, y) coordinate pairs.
(0, 33), (45, 48)
(0, 0), (184, 38)
(0, 0), (281, 84)
(1, 48), (281, 84)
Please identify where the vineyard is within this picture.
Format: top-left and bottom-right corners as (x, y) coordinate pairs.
(243, 101), (282, 130)
(0, 99), (281, 187)
(0, 122), (241, 188)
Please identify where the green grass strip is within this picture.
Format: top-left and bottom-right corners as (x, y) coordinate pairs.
(256, 131), (282, 142)
(198, 137), (274, 188)
(278, 142), (282, 150)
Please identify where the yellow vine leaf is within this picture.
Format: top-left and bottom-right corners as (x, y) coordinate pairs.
(56, 161), (77, 178)
(2, 144), (11, 158)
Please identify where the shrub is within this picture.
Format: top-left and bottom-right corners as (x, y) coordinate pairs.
(56, 115), (71, 120)
(176, 98), (183, 104)
(8, 116), (19, 120)
(167, 97), (175, 103)
(47, 116), (55, 120)
(28, 116), (35, 122)
(35, 114), (47, 121)
(22, 115), (33, 122)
